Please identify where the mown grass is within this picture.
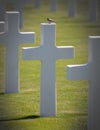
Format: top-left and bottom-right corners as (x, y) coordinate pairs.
(0, 0), (100, 130)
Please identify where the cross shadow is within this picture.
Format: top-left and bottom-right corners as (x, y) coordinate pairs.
(0, 115), (40, 122)
(0, 92), (5, 95)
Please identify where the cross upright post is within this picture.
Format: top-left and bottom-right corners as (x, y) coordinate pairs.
(50, 0), (57, 11)
(68, 0), (76, 17)
(23, 23), (74, 116)
(0, 12), (35, 93)
(0, 1), (5, 21)
(67, 36), (100, 130)
(34, 0), (41, 8)
(15, 2), (24, 29)
(0, 22), (5, 32)
(89, 0), (97, 21)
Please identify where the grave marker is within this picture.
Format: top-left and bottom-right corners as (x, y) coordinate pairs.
(0, 12), (35, 93)
(68, 0), (76, 17)
(50, 0), (57, 11)
(23, 23), (74, 116)
(67, 36), (100, 130)
(89, 0), (97, 21)
(0, 1), (5, 21)
(34, 0), (41, 8)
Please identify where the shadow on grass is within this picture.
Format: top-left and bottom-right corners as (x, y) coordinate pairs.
(0, 92), (5, 95)
(0, 115), (40, 122)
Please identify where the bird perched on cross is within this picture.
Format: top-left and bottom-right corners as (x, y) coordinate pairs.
(47, 18), (55, 23)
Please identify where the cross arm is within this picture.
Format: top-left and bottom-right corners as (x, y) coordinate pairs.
(67, 64), (90, 80)
(56, 46), (74, 59)
(19, 32), (35, 44)
(22, 46), (42, 60)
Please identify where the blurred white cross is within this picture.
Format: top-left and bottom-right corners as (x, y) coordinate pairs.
(67, 36), (100, 130)
(0, 12), (35, 93)
(89, 0), (97, 21)
(50, 0), (57, 11)
(68, 0), (76, 17)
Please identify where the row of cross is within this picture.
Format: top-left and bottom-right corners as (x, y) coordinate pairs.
(0, 1), (100, 130)
(0, 11), (100, 130)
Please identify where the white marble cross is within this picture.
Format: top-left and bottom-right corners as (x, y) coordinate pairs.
(67, 36), (100, 130)
(0, 12), (35, 93)
(89, 0), (97, 21)
(68, 0), (76, 17)
(23, 23), (74, 116)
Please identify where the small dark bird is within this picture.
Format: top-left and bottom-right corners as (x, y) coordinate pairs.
(47, 18), (55, 23)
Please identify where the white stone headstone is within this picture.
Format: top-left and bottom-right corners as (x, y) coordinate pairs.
(68, 0), (76, 17)
(34, 0), (41, 8)
(23, 23), (74, 116)
(89, 0), (97, 21)
(67, 36), (100, 130)
(0, 12), (35, 93)
(50, 0), (57, 11)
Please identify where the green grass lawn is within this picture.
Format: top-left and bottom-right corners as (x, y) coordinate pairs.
(0, 0), (100, 130)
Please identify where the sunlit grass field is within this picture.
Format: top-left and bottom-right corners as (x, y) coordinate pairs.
(0, 0), (100, 130)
